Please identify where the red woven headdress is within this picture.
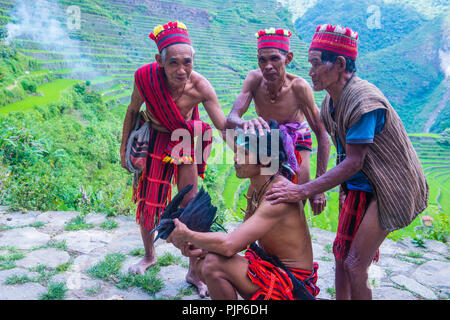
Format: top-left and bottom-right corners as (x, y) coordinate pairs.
(149, 21), (192, 53)
(255, 28), (292, 53)
(309, 24), (359, 61)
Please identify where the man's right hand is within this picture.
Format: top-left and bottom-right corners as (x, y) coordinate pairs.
(243, 117), (271, 136)
(120, 82), (145, 173)
(120, 147), (130, 172)
(339, 188), (346, 212)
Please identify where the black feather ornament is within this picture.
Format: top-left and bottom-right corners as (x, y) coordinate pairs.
(150, 185), (223, 243)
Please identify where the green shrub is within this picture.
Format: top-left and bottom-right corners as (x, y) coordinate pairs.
(20, 78), (37, 93)
(0, 83), (135, 216)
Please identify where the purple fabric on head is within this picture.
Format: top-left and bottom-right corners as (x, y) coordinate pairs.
(279, 122), (309, 173)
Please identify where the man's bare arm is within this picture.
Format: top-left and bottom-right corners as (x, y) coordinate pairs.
(120, 82), (144, 170)
(293, 79), (331, 214)
(197, 76), (227, 134)
(167, 201), (290, 257)
(226, 70), (270, 135)
(266, 143), (369, 204)
(294, 78), (331, 178)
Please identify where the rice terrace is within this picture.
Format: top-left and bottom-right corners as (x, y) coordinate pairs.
(0, 0), (449, 302)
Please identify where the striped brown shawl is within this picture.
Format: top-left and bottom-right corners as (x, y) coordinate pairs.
(320, 75), (428, 231)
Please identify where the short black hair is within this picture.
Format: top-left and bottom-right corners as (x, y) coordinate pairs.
(239, 120), (292, 177)
(320, 50), (356, 73)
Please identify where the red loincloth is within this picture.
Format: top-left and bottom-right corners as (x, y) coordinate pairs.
(245, 246), (320, 300)
(333, 190), (380, 262)
(133, 62), (213, 231)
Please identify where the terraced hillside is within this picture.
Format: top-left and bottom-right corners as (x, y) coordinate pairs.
(410, 134), (450, 214)
(0, 0), (322, 114)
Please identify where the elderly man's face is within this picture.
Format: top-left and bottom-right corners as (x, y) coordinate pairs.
(257, 48), (292, 83)
(158, 44), (194, 86)
(308, 50), (339, 91)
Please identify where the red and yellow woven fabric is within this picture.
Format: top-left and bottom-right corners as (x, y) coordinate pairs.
(149, 21), (191, 53)
(255, 28), (292, 53)
(134, 62), (212, 230)
(309, 24), (359, 61)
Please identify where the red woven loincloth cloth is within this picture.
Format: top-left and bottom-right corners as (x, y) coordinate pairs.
(333, 190), (379, 262)
(245, 245), (320, 300)
(134, 62), (213, 231)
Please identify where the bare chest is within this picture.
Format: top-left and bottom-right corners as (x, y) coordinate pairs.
(169, 86), (202, 121)
(253, 86), (304, 123)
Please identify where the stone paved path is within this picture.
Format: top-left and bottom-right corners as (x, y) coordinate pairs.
(0, 206), (448, 300)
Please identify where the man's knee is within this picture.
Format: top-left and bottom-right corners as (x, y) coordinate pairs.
(201, 253), (225, 279)
(343, 252), (368, 282)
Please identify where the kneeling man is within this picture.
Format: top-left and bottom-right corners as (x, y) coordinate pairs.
(167, 123), (319, 300)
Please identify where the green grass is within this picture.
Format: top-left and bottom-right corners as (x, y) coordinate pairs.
(0, 246), (25, 270)
(129, 248), (145, 257)
(222, 169), (242, 211)
(87, 253), (126, 281)
(0, 79), (80, 114)
(39, 282), (67, 300)
(64, 215), (94, 231)
(4, 274), (33, 285)
(85, 284), (102, 296)
(87, 253), (164, 295)
(157, 253), (182, 267)
(100, 219), (119, 230)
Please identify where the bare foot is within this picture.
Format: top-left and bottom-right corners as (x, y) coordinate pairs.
(186, 270), (209, 298)
(128, 256), (157, 275)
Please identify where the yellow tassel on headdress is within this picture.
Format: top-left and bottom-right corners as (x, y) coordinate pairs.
(154, 25), (164, 38)
(177, 21), (187, 30)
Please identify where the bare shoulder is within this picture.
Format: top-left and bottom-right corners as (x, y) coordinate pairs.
(190, 71), (215, 97)
(248, 69), (263, 79)
(190, 70), (210, 88)
(257, 200), (295, 220)
(291, 75), (312, 92)
(245, 69), (263, 86)
(291, 75), (315, 105)
(256, 176), (300, 220)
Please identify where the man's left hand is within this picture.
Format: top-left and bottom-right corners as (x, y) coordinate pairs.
(309, 193), (326, 215)
(265, 180), (308, 205)
(166, 219), (189, 250)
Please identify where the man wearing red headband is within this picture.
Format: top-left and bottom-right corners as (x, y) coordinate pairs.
(120, 21), (227, 298)
(266, 24), (428, 300)
(226, 27), (331, 216)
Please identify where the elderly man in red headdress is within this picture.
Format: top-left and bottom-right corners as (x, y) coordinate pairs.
(120, 21), (227, 297)
(226, 27), (331, 215)
(266, 24), (428, 299)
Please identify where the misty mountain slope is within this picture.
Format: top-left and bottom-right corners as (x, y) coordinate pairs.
(358, 15), (448, 132)
(288, 0), (449, 133)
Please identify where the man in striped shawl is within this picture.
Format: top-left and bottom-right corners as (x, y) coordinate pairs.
(266, 24), (428, 300)
(120, 21), (227, 297)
